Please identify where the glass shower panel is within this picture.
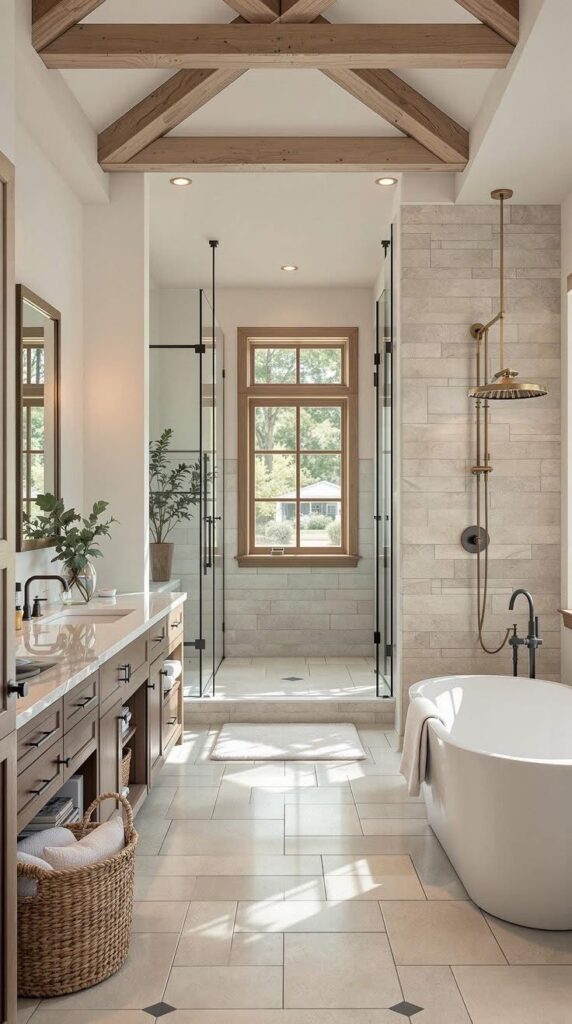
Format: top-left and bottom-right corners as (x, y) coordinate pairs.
(200, 290), (215, 694)
(374, 230), (394, 698)
(149, 287), (225, 699)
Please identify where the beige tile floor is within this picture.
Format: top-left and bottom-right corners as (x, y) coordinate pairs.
(185, 657), (385, 701)
(20, 723), (572, 1024)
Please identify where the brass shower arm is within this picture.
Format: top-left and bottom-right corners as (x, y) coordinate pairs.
(470, 312), (502, 340)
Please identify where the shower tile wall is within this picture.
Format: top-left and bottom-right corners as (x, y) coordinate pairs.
(224, 458), (375, 657)
(400, 204), (561, 703)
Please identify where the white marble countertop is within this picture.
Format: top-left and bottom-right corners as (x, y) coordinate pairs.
(15, 591), (186, 729)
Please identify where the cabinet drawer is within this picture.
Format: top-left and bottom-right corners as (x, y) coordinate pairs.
(17, 737), (65, 829)
(63, 709), (98, 780)
(63, 672), (99, 730)
(167, 606), (184, 647)
(149, 616), (168, 663)
(17, 701), (64, 776)
(100, 634), (148, 712)
(162, 684), (180, 747)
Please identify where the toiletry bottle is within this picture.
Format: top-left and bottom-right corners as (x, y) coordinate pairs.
(15, 582), (23, 632)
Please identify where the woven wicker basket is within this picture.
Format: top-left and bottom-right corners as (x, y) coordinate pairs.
(17, 793), (138, 998)
(121, 747), (132, 788)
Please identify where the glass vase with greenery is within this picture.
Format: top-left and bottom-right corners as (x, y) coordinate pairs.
(149, 428), (203, 581)
(24, 493), (117, 602)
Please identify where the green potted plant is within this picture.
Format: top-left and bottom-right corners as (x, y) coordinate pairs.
(23, 493), (117, 603)
(149, 428), (203, 582)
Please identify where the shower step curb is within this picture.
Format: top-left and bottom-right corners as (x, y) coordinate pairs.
(185, 696), (395, 726)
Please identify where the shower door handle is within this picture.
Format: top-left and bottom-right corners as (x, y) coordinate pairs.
(202, 453), (210, 574)
(205, 515), (213, 571)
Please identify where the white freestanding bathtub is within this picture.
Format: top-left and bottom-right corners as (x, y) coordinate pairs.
(409, 674), (572, 930)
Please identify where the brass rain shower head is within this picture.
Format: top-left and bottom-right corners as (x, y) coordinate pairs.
(469, 368), (547, 400)
(467, 189), (548, 403)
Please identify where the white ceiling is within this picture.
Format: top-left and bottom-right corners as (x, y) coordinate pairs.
(149, 172), (397, 288)
(49, 0), (572, 287)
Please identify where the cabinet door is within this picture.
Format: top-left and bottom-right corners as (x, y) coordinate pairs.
(147, 659), (162, 782)
(99, 703), (121, 815)
(0, 734), (16, 1024)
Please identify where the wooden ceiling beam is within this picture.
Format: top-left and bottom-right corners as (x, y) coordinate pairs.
(324, 68), (468, 164)
(102, 136), (463, 172)
(222, 0), (278, 22)
(98, 68), (245, 165)
(454, 1), (519, 46)
(32, 0), (106, 50)
(41, 23), (514, 70)
(279, 0), (338, 21)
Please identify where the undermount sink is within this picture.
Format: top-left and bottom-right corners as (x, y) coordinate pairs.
(16, 659), (58, 680)
(47, 609), (134, 626)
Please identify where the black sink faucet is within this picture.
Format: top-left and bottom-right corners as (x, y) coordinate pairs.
(23, 575), (69, 621)
(508, 588), (543, 678)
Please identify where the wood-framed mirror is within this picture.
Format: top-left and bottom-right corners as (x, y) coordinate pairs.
(15, 285), (61, 551)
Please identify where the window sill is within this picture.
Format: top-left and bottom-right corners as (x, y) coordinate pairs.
(236, 554), (360, 568)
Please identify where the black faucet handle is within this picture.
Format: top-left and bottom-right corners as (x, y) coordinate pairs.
(32, 596), (48, 618)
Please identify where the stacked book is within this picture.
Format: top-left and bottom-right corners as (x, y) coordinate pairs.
(20, 796), (81, 835)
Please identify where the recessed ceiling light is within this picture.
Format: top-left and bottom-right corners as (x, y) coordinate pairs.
(281, 265), (298, 272)
(375, 176), (398, 186)
(170, 176), (192, 186)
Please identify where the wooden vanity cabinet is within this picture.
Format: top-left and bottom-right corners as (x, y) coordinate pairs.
(99, 634), (148, 714)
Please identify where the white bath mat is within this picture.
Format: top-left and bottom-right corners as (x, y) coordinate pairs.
(210, 722), (366, 761)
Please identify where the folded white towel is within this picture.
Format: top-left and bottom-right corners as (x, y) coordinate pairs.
(44, 811), (125, 870)
(400, 696), (443, 797)
(163, 659), (182, 680)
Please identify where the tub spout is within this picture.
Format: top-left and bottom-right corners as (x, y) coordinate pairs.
(508, 589), (542, 678)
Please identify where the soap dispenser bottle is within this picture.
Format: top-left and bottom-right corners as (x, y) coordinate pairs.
(15, 582), (23, 632)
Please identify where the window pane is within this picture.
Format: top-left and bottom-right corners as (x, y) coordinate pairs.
(255, 501), (296, 547)
(254, 347), (296, 383)
(300, 454), (341, 497)
(300, 406), (341, 451)
(300, 502), (341, 548)
(299, 347), (342, 384)
(255, 406), (296, 451)
(30, 405), (45, 452)
(255, 453), (296, 498)
(30, 453), (45, 498)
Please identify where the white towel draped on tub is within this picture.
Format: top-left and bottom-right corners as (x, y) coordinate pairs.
(400, 696), (444, 797)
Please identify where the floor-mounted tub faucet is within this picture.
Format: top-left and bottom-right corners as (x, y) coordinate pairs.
(508, 588), (542, 678)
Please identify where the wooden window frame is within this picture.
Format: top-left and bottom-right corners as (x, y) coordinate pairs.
(237, 326), (359, 568)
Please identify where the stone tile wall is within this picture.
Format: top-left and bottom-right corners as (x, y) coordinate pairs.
(400, 204), (561, 703)
(224, 458), (375, 657)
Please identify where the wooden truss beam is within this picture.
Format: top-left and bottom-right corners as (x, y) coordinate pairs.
(324, 68), (469, 164)
(32, 0), (106, 50)
(98, 69), (244, 165)
(41, 23), (514, 70)
(454, 1), (519, 46)
(222, 0), (278, 22)
(279, 0), (338, 21)
(101, 136), (464, 173)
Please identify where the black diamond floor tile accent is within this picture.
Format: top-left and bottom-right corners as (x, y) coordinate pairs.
(390, 1002), (424, 1018)
(143, 1003), (176, 1018)
(283, 676), (304, 681)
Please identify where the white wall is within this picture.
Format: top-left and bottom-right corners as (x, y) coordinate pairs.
(84, 175), (149, 594)
(14, 126), (85, 597)
(218, 286), (376, 657)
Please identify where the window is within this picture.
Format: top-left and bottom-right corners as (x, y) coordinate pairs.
(238, 328), (358, 567)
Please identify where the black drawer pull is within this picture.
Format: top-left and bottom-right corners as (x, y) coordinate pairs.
(147, 683), (156, 691)
(26, 727), (58, 749)
(118, 663), (131, 683)
(166, 716), (177, 726)
(56, 756), (71, 768)
(29, 771), (60, 796)
(73, 694), (96, 709)
(152, 630), (166, 642)
(170, 621), (181, 629)
(118, 711), (130, 723)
